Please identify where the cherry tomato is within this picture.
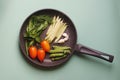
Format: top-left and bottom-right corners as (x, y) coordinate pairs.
(29, 46), (37, 59)
(40, 40), (50, 52)
(37, 49), (46, 62)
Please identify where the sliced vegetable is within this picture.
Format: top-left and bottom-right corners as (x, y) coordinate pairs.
(46, 16), (56, 35)
(54, 24), (67, 43)
(45, 16), (67, 43)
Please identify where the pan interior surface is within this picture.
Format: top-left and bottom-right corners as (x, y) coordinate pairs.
(19, 9), (77, 68)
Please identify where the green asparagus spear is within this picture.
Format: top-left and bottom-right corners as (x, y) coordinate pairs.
(49, 46), (71, 61)
(53, 46), (71, 50)
(64, 50), (71, 54)
(51, 55), (67, 61)
(50, 49), (71, 54)
(50, 53), (64, 58)
(50, 49), (64, 53)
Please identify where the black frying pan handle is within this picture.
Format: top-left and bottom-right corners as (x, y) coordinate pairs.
(75, 44), (114, 63)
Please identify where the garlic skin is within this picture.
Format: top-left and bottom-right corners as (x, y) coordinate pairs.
(63, 33), (68, 37)
(57, 33), (69, 43)
(63, 33), (68, 41)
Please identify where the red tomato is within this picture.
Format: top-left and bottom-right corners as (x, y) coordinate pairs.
(29, 46), (37, 59)
(40, 40), (50, 52)
(37, 49), (46, 62)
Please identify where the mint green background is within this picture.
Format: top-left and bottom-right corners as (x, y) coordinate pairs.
(0, 0), (120, 80)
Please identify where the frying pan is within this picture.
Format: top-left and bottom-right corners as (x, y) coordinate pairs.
(19, 9), (114, 69)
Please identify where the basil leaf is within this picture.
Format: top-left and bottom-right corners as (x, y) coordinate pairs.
(35, 36), (41, 43)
